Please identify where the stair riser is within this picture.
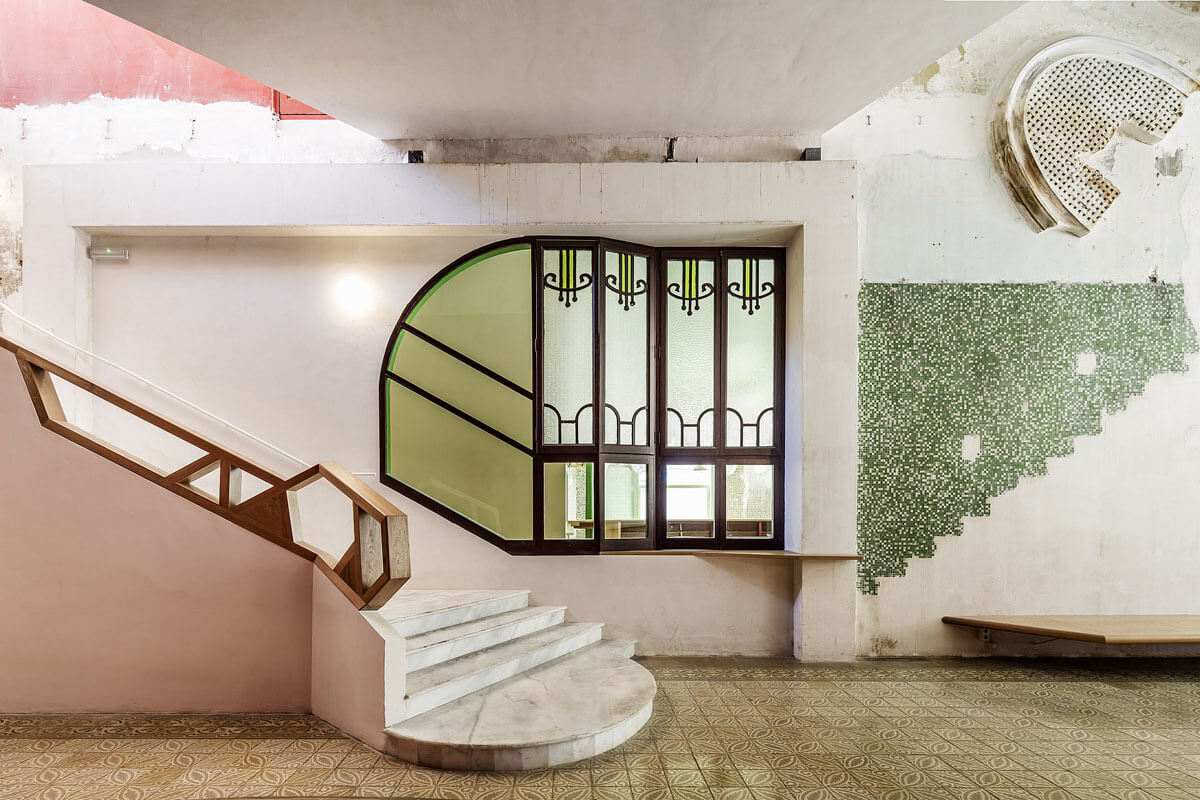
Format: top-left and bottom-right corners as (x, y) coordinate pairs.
(406, 608), (568, 672)
(387, 699), (653, 770)
(389, 592), (530, 637)
(403, 626), (603, 719)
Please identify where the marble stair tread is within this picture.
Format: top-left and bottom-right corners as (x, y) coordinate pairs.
(385, 640), (655, 770)
(380, 589), (530, 636)
(403, 622), (604, 719)
(405, 605), (569, 672)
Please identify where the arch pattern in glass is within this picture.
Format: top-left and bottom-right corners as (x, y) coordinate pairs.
(380, 237), (785, 554)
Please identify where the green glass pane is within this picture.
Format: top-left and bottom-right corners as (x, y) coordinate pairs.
(726, 464), (773, 538)
(399, 245), (532, 390)
(543, 462), (594, 540)
(726, 258), (775, 447)
(603, 462), (648, 540)
(385, 379), (532, 540)
(392, 331), (532, 448)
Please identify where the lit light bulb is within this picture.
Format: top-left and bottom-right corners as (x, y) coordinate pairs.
(333, 275), (375, 318)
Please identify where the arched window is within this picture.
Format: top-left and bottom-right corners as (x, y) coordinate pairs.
(380, 237), (784, 554)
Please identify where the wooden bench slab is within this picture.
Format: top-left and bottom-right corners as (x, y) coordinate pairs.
(942, 615), (1200, 644)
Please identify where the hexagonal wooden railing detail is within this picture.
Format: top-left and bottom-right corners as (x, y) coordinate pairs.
(2, 337), (409, 611)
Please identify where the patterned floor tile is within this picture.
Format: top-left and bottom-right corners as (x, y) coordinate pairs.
(6, 659), (1200, 798)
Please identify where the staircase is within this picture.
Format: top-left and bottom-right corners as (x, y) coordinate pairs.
(0, 306), (653, 771)
(379, 589), (656, 770)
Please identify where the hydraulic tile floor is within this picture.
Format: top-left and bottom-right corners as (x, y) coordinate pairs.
(5, 657), (1200, 799)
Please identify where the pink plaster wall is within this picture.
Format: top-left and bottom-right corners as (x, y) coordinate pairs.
(0, 354), (313, 712)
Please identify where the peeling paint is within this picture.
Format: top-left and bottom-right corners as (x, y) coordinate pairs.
(1157, 148), (1185, 177)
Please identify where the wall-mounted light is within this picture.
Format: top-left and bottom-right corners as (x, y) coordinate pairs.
(333, 275), (376, 318)
(87, 246), (129, 261)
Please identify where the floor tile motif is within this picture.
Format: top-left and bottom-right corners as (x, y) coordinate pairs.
(3, 658), (1200, 799)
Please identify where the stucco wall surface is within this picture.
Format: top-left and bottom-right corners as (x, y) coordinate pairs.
(824, 2), (1200, 656)
(0, 354), (314, 711)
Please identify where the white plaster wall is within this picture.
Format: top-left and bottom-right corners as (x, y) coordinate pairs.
(0, 98), (407, 302)
(824, 0), (1200, 284)
(823, 1), (1200, 656)
(17, 161), (859, 658)
(84, 233), (798, 656)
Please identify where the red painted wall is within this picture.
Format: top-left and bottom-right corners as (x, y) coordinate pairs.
(0, 0), (273, 108)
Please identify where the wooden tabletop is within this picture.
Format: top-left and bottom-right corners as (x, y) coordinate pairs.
(942, 614), (1200, 644)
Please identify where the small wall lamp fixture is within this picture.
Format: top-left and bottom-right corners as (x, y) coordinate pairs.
(87, 246), (130, 261)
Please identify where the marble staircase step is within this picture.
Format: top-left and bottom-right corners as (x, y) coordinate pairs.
(380, 589), (530, 637)
(385, 640), (655, 770)
(403, 622), (604, 719)
(405, 605), (569, 672)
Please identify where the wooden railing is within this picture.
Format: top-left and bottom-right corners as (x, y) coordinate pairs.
(1, 337), (409, 610)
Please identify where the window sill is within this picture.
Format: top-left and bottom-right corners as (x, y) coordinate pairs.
(598, 550), (861, 560)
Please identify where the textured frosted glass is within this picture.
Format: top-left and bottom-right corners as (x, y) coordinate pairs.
(664, 258), (715, 447)
(386, 379), (532, 540)
(543, 249), (594, 445)
(544, 462), (594, 540)
(726, 464), (773, 538)
(664, 463), (715, 538)
(603, 462), (648, 539)
(392, 331), (532, 447)
(726, 258), (775, 447)
(604, 252), (649, 445)
(401, 245), (532, 390)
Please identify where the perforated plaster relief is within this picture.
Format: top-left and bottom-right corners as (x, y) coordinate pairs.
(992, 37), (1197, 236)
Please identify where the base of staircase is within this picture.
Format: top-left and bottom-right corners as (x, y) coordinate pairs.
(384, 640), (655, 771)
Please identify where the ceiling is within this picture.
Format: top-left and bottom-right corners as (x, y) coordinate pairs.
(87, 0), (1019, 141)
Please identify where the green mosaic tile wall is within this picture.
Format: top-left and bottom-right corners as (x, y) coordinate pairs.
(858, 282), (1197, 594)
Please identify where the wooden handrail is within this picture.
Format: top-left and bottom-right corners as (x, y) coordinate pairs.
(1, 335), (410, 610)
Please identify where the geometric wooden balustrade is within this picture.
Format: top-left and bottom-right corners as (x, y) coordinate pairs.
(2, 339), (409, 610)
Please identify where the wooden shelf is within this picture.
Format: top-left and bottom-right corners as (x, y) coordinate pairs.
(600, 550), (861, 561)
(942, 615), (1200, 644)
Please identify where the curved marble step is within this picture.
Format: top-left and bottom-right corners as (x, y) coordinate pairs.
(405, 605), (568, 672)
(403, 622), (604, 719)
(382, 589), (530, 636)
(386, 640), (655, 771)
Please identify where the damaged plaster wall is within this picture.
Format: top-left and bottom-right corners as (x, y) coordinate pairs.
(823, 1), (1200, 656)
(0, 98), (408, 305)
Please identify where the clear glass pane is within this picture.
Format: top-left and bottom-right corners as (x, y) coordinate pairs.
(385, 379), (532, 540)
(544, 462), (594, 540)
(392, 331), (532, 447)
(604, 462), (648, 540)
(726, 464), (774, 539)
(726, 257), (776, 447)
(665, 463), (715, 538)
(400, 244), (533, 390)
(664, 258), (716, 447)
(604, 252), (649, 446)
(543, 249), (594, 445)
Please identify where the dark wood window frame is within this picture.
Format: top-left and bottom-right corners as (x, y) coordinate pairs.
(379, 236), (785, 556)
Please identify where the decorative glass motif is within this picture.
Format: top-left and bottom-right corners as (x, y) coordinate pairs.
(604, 251), (649, 446)
(604, 252), (648, 311)
(665, 258), (716, 447)
(666, 258), (715, 316)
(543, 249), (594, 445)
(726, 257), (775, 447)
(544, 249), (593, 308)
(728, 257), (775, 316)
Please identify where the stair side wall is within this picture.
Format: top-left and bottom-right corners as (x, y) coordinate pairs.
(0, 355), (313, 711)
